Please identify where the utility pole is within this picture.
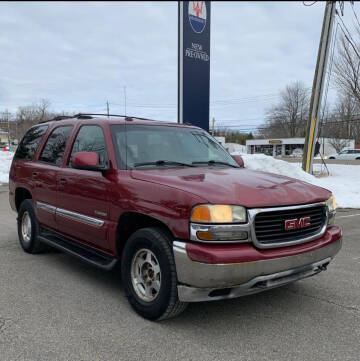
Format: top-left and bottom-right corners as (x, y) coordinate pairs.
(106, 101), (110, 117)
(302, 1), (336, 173)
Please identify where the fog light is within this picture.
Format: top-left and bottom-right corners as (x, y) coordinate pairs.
(328, 212), (336, 226)
(196, 231), (213, 241)
(196, 230), (248, 241)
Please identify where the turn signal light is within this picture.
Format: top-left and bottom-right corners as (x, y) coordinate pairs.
(191, 205), (211, 223)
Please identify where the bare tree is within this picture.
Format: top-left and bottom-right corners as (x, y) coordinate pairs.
(259, 82), (309, 138)
(333, 35), (360, 106)
(14, 99), (53, 139)
(328, 137), (350, 153)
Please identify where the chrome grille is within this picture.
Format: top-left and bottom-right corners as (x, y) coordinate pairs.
(254, 204), (327, 245)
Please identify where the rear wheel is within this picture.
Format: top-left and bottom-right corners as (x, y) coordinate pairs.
(121, 227), (187, 320)
(329, 157), (335, 159)
(356, 157), (360, 160)
(17, 199), (45, 254)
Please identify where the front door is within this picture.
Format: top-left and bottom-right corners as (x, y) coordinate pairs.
(55, 125), (111, 251)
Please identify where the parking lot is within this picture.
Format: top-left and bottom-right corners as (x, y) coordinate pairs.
(0, 187), (359, 361)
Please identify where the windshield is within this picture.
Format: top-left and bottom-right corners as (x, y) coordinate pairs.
(111, 124), (238, 169)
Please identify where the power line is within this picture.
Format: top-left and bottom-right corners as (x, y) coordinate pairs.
(336, 10), (360, 60)
(319, 20), (339, 137)
(302, 1), (317, 6)
(350, 1), (360, 30)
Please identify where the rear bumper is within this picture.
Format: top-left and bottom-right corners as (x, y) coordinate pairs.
(173, 226), (342, 302)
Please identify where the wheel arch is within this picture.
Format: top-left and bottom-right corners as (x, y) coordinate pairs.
(15, 187), (33, 211)
(116, 212), (174, 259)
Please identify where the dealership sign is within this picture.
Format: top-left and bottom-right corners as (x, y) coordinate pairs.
(178, 1), (211, 131)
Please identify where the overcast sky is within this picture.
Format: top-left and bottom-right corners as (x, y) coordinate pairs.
(0, 1), (358, 131)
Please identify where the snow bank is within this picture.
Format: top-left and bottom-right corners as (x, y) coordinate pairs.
(0, 151), (14, 185)
(232, 152), (360, 208)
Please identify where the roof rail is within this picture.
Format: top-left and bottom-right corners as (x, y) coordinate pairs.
(38, 113), (158, 124)
(74, 113), (156, 121)
(38, 115), (75, 124)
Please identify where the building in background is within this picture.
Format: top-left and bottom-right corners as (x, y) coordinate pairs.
(0, 130), (9, 146)
(214, 137), (247, 154)
(246, 137), (355, 157)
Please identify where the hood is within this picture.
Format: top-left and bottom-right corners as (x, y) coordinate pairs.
(131, 167), (331, 208)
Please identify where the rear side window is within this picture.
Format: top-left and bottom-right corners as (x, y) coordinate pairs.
(39, 125), (73, 166)
(14, 125), (48, 160)
(69, 125), (108, 167)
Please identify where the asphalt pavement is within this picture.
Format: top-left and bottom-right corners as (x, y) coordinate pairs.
(0, 188), (359, 361)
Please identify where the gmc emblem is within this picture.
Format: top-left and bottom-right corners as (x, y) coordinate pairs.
(285, 217), (311, 231)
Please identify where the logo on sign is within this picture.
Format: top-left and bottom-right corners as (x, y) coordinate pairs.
(188, 1), (207, 34)
(284, 217), (311, 231)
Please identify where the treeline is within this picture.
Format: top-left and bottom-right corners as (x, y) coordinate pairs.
(0, 99), (74, 141)
(214, 130), (254, 145)
(258, 33), (360, 146)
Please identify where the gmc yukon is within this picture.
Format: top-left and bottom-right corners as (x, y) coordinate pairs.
(9, 114), (342, 320)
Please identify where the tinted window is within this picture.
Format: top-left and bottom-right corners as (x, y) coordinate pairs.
(14, 125), (48, 160)
(39, 126), (73, 166)
(69, 125), (108, 167)
(110, 124), (238, 169)
(110, 125), (126, 169)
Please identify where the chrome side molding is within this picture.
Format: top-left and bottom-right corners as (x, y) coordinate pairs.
(36, 201), (104, 228)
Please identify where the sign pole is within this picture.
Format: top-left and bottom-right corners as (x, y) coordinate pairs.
(178, 1), (184, 124)
(178, 1), (211, 131)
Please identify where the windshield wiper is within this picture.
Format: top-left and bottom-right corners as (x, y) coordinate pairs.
(134, 160), (195, 168)
(192, 160), (238, 168)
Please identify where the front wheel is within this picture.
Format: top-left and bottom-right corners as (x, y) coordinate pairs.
(121, 227), (187, 320)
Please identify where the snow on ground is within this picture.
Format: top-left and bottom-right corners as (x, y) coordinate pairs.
(233, 153), (360, 209)
(0, 151), (13, 185)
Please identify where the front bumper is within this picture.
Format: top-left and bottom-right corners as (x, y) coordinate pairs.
(173, 226), (342, 302)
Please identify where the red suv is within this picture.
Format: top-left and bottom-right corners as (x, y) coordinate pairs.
(9, 114), (342, 320)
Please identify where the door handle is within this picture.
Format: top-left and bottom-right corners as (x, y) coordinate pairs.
(32, 172), (38, 178)
(59, 178), (67, 184)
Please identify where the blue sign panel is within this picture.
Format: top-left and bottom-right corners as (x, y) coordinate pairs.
(178, 1), (211, 131)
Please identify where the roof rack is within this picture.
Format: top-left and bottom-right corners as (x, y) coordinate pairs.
(73, 113), (156, 122)
(38, 113), (158, 124)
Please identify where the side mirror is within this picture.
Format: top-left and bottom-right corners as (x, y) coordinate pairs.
(232, 155), (244, 168)
(71, 152), (108, 172)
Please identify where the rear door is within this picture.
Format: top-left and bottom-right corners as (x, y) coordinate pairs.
(10, 125), (49, 211)
(55, 124), (112, 250)
(349, 150), (360, 160)
(33, 125), (74, 230)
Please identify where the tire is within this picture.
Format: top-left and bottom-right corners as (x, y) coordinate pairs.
(121, 227), (188, 321)
(17, 199), (45, 254)
(329, 157), (335, 159)
(356, 157), (360, 160)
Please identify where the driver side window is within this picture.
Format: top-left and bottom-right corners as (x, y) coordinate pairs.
(69, 125), (108, 167)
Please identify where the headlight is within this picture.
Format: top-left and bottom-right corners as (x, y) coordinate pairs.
(191, 204), (247, 223)
(325, 196), (336, 226)
(325, 195), (337, 213)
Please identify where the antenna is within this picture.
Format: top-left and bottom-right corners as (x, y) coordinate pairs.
(124, 86), (127, 116)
